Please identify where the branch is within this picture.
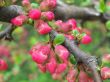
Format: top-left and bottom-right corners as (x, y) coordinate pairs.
(50, 30), (102, 82)
(0, 23), (15, 40)
(0, 5), (24, 40)
(0, 5), (24, 22)
(54, 1), (109, 22)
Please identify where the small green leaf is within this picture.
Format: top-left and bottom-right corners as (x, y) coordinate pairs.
(106, 20), (110, 30)
(72, 30), (79, 36)
(99, 0), (106, 13)
(48, 21), (57, 29)
(39, 34), (50, 42)
(0, 24), (3, 30)
(28, 18), (33, 24)
(54, 34), (65, 45)
(96, 66), (101, 71)
(69, 55), (76, 64)
(80, 33), (86, 37)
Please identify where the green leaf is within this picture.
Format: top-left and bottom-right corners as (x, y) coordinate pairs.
(99, 0), (106, 13)
(80, 33), (86, 37)
(54, 34), (65, 45)
(69, 55), (76, 64)
(39, 34), (50, 42)
(0, 24), (3, 30)
(106, 20), (110, 30)
(72, 30), (79, 36)
(48, 21), (57, 29)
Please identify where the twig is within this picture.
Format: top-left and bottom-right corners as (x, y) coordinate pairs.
(0, 23), (15, 40)
(50, 30), (102, 82)
(55, 0), (110, 22)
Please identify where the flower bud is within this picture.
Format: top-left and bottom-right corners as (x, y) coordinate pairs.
(78, 71), (89, 82)
(37, 22), (52, 35)
(67, 19), (77, 29)
(55, 63), (67, 74)
(42, 11), (54, 21)
(37, 64), (46, 73)
(0, 59), (8, 71)
(29, 9), (41, 20)
(46, 58), (57, 74)
(55, 45), (70, 62)
(102, 54), (110, 63)
(11, 15), (27, 26)
(32, 50), (48, 64)
(101, 67), (110, 80)
(81, 35), (92, 44)
(66, 69), (78, 82)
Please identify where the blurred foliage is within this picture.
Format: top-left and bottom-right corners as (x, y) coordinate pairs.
(0, 0), (110, 82)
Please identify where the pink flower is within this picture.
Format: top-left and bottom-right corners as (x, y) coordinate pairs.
(32, 50), (48, 64)
(22, 0), (30, 6)
(67, 19), (77, 29)
(81, 35), (92, 44)
(55, 45), (70, 62)
(11, 15), (27, 26)
(66, 69), (78, 82)
(37, 64), (46, 73)
(29, 43), (50, 56)
(101, 67), (110, 80)
(102, 54), (110, 63)
(40, 0), (56, 11)
(78, 71), (89, 82)
(37, 22), (52, 35)
(29, 9), (41, 20)
(0, 59), (8, 71)
(42, 11), (54, 21)
(55, 20), (72, 32)
(46, 0), (57, 8)
(55, 63), (67, 74)
(46, 58), (57, 74)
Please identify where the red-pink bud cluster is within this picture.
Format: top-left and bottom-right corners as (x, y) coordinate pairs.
(55, 45), (70, 63)
(81, 34), (92, 44)
(102, 54), (110, 63)
(66, 69), (78, 82)
(0, 59), (8, 71)
(40, 0), (56, 11)
(41, 11), (55, 21)
(28, 9), (41, 20)
(30, 43), (70, 78)
(22, 0), (30, 7)
(35, 20), (52, 35)
(11, 15), (27, 26)
(101, 67), (110, 80)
